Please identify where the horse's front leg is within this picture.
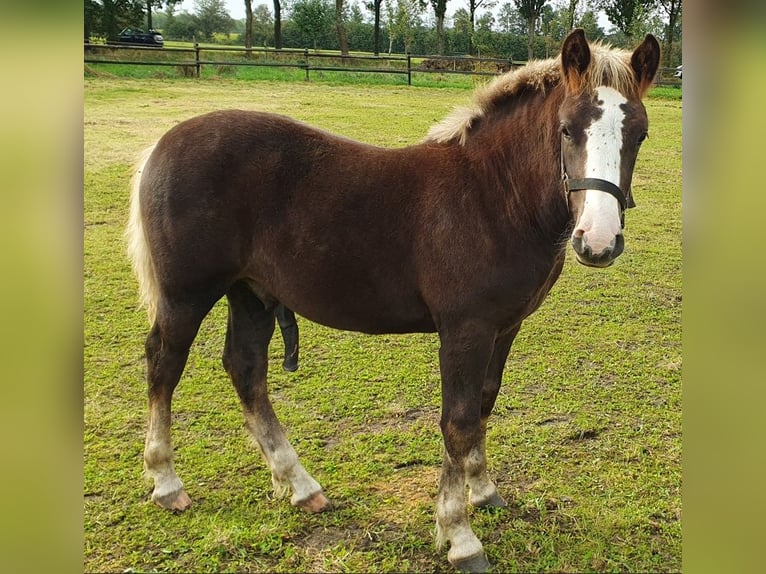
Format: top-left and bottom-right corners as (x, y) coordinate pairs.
(435, 322), (496, 573)
(466, 326), (519, 509)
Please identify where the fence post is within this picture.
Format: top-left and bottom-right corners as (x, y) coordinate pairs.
(194, 42), (200, 78)
(304, 48), (310, 81)
(407, 55), (411, 86)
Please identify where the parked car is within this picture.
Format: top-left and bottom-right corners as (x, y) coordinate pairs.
(673, 65), (682, 79)
(117, 27), (164, 47)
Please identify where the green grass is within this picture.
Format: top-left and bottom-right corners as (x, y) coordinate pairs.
(84, 77), (681, 572)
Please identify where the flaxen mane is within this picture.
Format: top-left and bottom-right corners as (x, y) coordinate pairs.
(425, 42), (637, 146)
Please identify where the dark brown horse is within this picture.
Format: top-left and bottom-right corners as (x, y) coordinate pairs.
(127, 30), (660, 572)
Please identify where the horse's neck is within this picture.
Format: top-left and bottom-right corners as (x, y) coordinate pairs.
(465, 93), (570, 247)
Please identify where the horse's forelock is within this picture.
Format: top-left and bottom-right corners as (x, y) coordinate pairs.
(424, 43), (639, 146)
(580, 42), (639, 99)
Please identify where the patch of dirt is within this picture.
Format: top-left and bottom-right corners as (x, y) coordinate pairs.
(371, 465), (440, 527)
(84, 64), (116, 78)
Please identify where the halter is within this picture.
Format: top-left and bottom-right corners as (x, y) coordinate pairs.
(560, 137), (635, 228)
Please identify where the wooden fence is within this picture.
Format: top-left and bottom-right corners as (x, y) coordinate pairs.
(84, 43), (681, 87)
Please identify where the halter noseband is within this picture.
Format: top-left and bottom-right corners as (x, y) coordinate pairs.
(560, 138), (635, 228)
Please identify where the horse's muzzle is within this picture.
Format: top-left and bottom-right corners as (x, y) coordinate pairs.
(571, 233), (624, 267)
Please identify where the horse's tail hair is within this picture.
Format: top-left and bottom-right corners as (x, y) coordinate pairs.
(126, 145), (160, 325)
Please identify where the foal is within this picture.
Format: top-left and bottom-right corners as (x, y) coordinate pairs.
(128, 30), (660, 571)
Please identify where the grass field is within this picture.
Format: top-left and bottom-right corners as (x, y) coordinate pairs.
(84, 77), (681, 572)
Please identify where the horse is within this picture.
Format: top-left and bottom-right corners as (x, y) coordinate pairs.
(126, 29), (660, 572)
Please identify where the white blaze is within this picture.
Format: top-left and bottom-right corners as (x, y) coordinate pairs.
(576, 86), (627, 253)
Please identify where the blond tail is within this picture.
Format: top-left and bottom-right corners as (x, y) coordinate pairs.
(126, 145), (159, 325)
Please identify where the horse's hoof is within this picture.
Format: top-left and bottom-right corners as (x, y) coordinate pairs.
(152, 488), (192, 512)
(294, 490), (332, 513)
(472, 491), (507, 508)
(282, 359), (298, 372)
(451, 551), (491, 573)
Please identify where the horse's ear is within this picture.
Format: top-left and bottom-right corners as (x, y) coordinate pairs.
(631, 34), (661, 97)
(561, 28), (591, 93)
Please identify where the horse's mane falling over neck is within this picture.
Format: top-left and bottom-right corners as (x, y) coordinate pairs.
(422, 42), (639, 245)
(424, 42), (639, 147)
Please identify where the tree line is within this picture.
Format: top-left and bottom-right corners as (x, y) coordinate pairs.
(84, 0), (681, 65)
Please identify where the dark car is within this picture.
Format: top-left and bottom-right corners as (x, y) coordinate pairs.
(117, 27), (164, 47)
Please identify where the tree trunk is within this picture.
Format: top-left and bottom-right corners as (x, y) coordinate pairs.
(436, 14), (445, 55)
(336, 0), (349, 55)
(662, 0), (681, 67)
(245, 0), (253, 51)
(146, 0), (153, 30)
(527, 16), (535, 61)
(567, 0), (578, 31)
(374, 0), (381, 56)
(273, 0), (282, 49)
(469, 7), (476, 55)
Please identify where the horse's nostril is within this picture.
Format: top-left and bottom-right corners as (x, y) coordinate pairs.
(571, 234), (590, 257)
(573, 228), (585, 239)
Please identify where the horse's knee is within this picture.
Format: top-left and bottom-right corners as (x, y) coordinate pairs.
(441, 415), (483, 460)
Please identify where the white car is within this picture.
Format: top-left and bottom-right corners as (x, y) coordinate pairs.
(673, 65), (682, 79)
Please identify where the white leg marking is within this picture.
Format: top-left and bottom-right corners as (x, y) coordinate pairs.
(144, 405), (191, 509)
(436, 453), (486, 565)
(465, 445), (501, 506)
(243, 412), (324, 504)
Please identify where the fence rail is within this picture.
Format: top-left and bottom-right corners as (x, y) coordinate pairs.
(84, 43), (681, 87)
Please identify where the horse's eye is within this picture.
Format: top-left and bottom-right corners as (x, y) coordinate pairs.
(638, 132), (648, 144)
(561, 125), (571, 139)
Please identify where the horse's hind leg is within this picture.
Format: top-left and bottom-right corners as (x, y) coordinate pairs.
(144, 297), (214, 511)
(223, 282), (329, 512)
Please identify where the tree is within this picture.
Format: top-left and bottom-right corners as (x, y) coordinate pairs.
(385, 0), (423, 54)
(564, 0), (578, 31)
(465, 0), (497, 55)
(336, 0), (350, 55)
(497, 2), (526, 35)
(89, 0), (146, 41)
(145, 1), (181, 29)
(292, 0), (333, 50)
(473, 11), (495, 56)
(85, 0), (100, 40)
(597, 0), (656, 42)
(366, 0), (385, 55)
(252, 4), (274, 46)
(576, 9), (605, 40)
(429, 0), (449, 55)
(273, 0), (283, 48)
(513, 0), (548, 60)
(194, 0), (234, 40)
(244, 0), (254, 48)
(656, 0), (681, 67)
(451, 7), (471, 53)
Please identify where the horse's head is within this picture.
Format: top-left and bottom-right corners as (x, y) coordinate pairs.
(559, 29), (660, 267)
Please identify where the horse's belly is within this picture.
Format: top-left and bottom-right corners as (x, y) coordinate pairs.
(284, 289), (436, 335)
